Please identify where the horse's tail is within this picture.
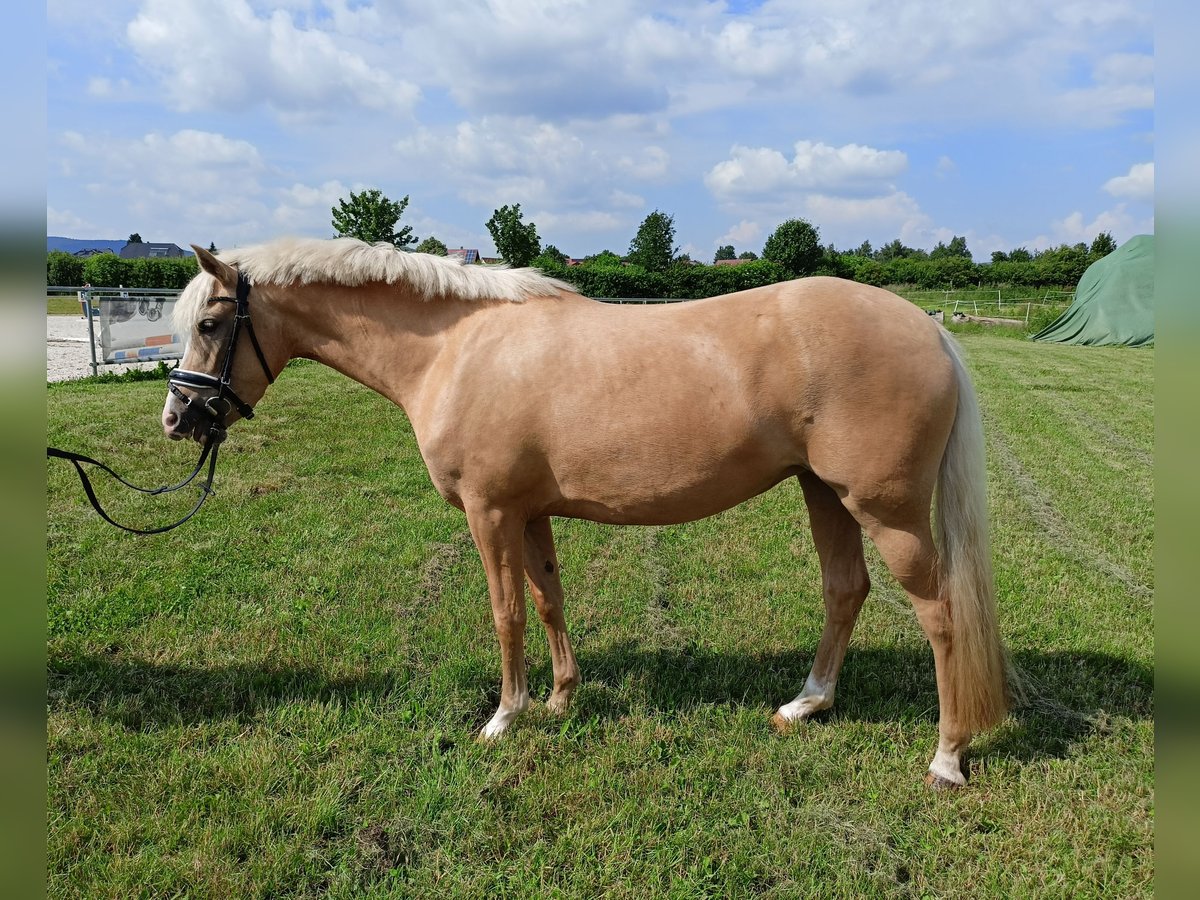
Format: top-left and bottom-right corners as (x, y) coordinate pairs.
(934, 329), (1010, 733)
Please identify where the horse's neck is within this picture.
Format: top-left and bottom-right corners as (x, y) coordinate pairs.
(285, 282), (467, 412)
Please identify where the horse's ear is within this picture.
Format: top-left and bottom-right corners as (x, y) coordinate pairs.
(191, 244), (236, 282)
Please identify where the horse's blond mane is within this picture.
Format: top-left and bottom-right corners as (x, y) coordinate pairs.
(174, 237), (576, 331)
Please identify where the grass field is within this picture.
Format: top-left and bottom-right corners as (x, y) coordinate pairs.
(48, 295), (84, 316)
(46, 333), (1153, 898)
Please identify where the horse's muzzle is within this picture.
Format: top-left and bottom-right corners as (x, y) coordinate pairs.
(163, 402), (227, 445)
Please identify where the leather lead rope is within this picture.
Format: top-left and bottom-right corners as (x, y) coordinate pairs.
(47, 439), (221, 535)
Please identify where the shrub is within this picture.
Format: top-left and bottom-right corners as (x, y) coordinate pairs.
(82, 252), (129, 287)
(47, 251), (84, 286)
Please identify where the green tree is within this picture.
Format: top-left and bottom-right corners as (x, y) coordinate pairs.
(762, 218), (822, 277)
(876, 238), (917, 262)
(931, 235), (971, 259)
(415, 236), (448, 256)
(1090, 231), (1118, 259)
(714, 244), (736, 262)
(485, 204), (541, 267)
(1035, 244), (1089, 285)
(538, 244), (568, 265)
(1008, 247), (1032, 262)
(855, 240), (873, 258)
(127, 233), (143, 243)
(627, 210), (678, 272)
(208, 242), (218, 253)
(585, 250), (624, 267)
(332, 188), (417, 247)
(738, 250), (758, 261)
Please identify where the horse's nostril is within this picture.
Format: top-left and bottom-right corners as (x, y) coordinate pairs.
(164, 410), (178, 428)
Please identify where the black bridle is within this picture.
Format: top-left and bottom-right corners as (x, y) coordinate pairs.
(47, 270), (275, 535)
(167, 270), (274, 422)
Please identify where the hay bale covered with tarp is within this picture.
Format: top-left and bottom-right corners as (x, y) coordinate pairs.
(1032, 234), (1154, 347)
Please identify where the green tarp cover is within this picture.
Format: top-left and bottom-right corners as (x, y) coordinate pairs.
(1032, 234), (1154, 347)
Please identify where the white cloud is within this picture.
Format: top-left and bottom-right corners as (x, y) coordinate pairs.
(531, 209), (627, 233)
(1103, 162), (1154, 203)
(610, 190), (645, 209)
(715, 220), (762, 249)
(1026, 202), (1154, 251)
(86, 77), (112, 98)
(397, 118), (595, 206)
(713, 21), (797, 79)
(272, 180), (356, 230)
(617, 146), (670, 180)
(279, 180), (353, 209)
(394, 116), (667, 245)
(705, 140), (907, 200)
(802, 191), (938, 248)
(1054, 52), (1153, 126)
(126, 0), (418, 116)
(48, 1), (1154, 259)
(47, 206), (95, 236)
(53, 128), (274, 245)
(394, 2), (683, 120)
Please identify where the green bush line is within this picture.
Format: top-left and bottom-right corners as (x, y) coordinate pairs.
(48, 251), (199, 289)
(536, 253), (1085, 300)
(48, 246), (1086, 298)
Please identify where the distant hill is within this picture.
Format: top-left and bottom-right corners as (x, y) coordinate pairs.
(47, 237), (127, 254)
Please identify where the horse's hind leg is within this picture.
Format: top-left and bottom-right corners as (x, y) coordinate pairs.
(772, 472), (870, 729)
(523, 517), (580, 715)
(858, 514), (972, 788)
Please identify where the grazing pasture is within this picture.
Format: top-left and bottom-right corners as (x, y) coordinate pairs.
(47, 333), (1152, 898)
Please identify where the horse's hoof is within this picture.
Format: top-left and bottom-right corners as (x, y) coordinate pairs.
(770, 712), (794, 734)
(924, 770), (966, 790)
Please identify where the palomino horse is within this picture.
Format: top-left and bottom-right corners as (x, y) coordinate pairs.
(163, 239), (1009, 787)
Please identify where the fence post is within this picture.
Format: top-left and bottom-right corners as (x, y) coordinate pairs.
(84, 299), (98, 377)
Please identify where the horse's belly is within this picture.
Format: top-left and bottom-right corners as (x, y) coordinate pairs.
(548, 438), (803, 526)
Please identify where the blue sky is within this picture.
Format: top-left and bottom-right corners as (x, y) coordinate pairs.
(47, 0), (1153, 262)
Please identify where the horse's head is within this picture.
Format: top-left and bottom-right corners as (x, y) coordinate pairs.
(161, 245), (281, 445)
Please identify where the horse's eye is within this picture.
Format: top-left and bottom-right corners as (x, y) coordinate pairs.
(198, 318), (218, 334)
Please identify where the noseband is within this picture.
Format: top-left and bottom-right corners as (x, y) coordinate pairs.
(168, 270), (275, 422)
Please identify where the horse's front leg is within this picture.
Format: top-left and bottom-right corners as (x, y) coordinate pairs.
(466, 505), (530, 740)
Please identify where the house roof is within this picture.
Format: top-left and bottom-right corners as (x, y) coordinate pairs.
(119, 242), (187, 259)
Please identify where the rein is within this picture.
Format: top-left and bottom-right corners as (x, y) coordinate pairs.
(46, 441), (221, 535)
(48, 270), (274, 535)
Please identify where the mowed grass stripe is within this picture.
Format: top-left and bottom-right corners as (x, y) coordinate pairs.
(965, 337), (1153, 589)
(47, 340), (1152, 898)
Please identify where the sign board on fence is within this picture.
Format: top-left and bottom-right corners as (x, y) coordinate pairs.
(98, 295), (185, 364)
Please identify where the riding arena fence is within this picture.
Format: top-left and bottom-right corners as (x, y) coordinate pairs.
(51, 286), (185, 377)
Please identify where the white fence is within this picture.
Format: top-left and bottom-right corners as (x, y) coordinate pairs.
(898, 288), (1075, 320)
